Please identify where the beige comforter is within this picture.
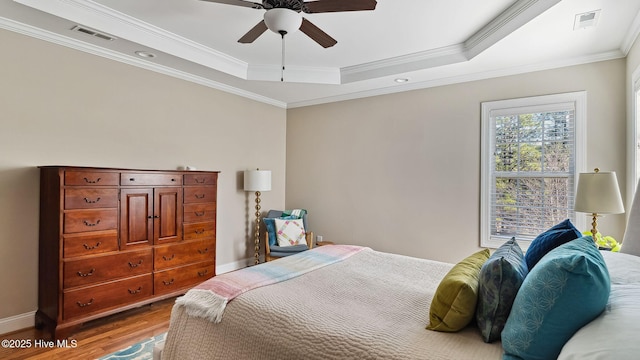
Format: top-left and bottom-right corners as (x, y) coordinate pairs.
(162, 247), (502, 359)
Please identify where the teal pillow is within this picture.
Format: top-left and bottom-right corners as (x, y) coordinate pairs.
(476, 237), (528, 343)
(502, 236), (610, 360)
(524, 219), (581, 270)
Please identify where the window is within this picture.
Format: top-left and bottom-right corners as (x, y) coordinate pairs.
(481, 92), (586, 248)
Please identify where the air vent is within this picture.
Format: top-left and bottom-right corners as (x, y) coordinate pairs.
(574, 10), (601, 30)
(71, 25), (116, 41)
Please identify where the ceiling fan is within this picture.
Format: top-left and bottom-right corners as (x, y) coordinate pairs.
(199, 0), (378, 48)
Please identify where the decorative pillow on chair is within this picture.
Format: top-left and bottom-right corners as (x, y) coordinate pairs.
(476, 237), (528, 343)
(275, 218), (306, 247)
(264, 215), (297, 247)
(524, 219), (582, 270)
(502, 235), (611, 360)
(427, 249), (490, 332)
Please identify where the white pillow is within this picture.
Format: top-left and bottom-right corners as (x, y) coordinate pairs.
(558, 251), (640, 360)
(274, 218), (306, 247)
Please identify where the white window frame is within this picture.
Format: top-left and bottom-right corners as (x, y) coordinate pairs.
(481, 92), (587, 249)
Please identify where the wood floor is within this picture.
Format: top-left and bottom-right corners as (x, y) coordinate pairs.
(0, 297), (175, 360)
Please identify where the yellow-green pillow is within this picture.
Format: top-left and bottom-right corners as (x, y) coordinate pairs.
(427, 249), (490, 332)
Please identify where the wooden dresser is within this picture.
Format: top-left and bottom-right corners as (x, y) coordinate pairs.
(36, 166), (219, 339)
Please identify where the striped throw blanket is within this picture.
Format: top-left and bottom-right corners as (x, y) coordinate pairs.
(175, 245), (366, 323)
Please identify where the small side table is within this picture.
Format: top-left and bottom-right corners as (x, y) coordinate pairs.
(315, 241), (335, 247)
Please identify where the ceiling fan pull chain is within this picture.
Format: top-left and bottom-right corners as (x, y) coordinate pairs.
(280, 31), (286, 82)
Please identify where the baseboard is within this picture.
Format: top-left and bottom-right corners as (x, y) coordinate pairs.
(216, 257), (253, 274)
(0, 311), (35, 335)
(0, 260), (252, 336)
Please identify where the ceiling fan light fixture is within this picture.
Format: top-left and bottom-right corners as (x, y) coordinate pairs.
(264, 8), (302, 35)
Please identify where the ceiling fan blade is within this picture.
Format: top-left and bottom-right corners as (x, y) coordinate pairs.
(238, 20), (268, 43)
(199, 0), (263, 9)
(299, 18), (337, 48)
(303, 0), (377, 13)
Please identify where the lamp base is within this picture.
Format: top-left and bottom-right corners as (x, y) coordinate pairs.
(589, 213), (599, 242)
(253, 191), (261, 265)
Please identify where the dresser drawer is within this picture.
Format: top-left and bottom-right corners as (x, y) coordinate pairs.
(64, 209), (118, 234)
(183, 173), (217, 186)
(63, 249), (152, 289)
(154, 261), (214, 296)
(154, 239), (215, 271)
(183, 221), (215, 240)
(64, 171), (120, 186)
(183, 203), (216, 223)
(63, 274), (153, 321)
(121, 173), (182, 186)
(64, 188), (118, 209)
(183, 187), (216, 204)
(63, 231), (118, 258)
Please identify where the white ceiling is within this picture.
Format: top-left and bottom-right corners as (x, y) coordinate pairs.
(2, 0), (640, 108)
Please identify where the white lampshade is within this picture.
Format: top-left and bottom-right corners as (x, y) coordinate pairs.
(244, 169), (271, 192)
(264, 8), (302, 35)
(574, 170), (624, 214)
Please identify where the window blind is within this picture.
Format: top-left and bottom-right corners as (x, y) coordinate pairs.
(489, 104), (576, 240)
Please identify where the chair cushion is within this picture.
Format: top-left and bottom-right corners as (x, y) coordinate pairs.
(269, 244), (309, 253)
(427, 249), (490, 332)
(502, 236), (611, 360)
(275, 218), (306, 246)
(476, 237), (528, 343)
(524, 219), (582, 270)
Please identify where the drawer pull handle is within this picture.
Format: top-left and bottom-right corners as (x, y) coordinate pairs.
(198, 248), (209, 254)
(83, 219), (101, 227)
(83, 197), (101, 204)
(83, 177), (101, 184)
(195, 229), (205, 235)
(195, 194), (205, 199)
(171, 178), (177, 182)
(128, 287), (142, 294)
(163, 254), (175, 261)
(83, 242), (101, 250)
(77, 298), (94, 307)
(198, 269), (208, 277)
(77, 268), (95, 277)
(128, 260), (143, 268)
(195, 178), (205, 184)
(195, 211), (205, 216)
(129, 178), (135, 182)
(163, 278), (175, 286)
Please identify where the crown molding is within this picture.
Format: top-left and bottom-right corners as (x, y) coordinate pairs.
(621, 9), (640, 55)
(464, 0), (562, 58)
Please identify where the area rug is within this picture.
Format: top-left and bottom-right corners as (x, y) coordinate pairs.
(98, 332), (166, 360)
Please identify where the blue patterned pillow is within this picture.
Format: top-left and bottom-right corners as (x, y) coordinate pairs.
(524, 219), (581, 270)
(502, 236), (610, 360)
(476, 237), (528, 343)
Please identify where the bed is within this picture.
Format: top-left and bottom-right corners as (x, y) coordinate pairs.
(159, 187), (640, 360)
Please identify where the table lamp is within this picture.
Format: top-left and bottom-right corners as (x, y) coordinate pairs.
(574, 168), (624, 241)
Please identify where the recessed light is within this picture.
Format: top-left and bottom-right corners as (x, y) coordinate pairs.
(394, 78), (409, 83)
(135, 51), (156, 58)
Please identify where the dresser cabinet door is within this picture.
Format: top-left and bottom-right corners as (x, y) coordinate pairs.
(154, 187), (182, 244)
(120, 188), (153, 248)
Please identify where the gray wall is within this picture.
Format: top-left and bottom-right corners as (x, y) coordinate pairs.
(0, 28), (287, 324)
(286, 59), (627, 264)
